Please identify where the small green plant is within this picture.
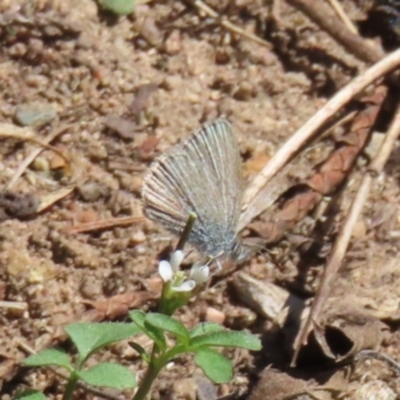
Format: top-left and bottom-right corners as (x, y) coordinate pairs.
(20, 217), (261, 399)
(21, 322), (140, 399)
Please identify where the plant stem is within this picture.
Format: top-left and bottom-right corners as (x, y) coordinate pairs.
(176, 213), (197, 251)
(63, 372), (79, 400)
(132, 362), (161, 400)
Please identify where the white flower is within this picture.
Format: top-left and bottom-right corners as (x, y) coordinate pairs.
(170, 250), (184, 272)
(158, 250), (184, 283)
(158, 251), (210, 293)
(159, 260), (174, 282)
(189, 263), (210, 285)
(171, 280), (196, 292)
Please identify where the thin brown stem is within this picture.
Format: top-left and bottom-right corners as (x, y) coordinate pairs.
(63, 216), (145, 234)
(326, 0), (358, 35)
(188, 0), (270, 48)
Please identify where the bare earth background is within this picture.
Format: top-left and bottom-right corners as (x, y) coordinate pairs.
(1, 0), (400, 399)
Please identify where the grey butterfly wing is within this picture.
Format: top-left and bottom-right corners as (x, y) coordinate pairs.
(142, 119), (242, 257)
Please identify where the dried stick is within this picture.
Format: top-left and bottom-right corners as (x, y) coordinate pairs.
(241, 89), (384, 241)
(291, 100), (400, 366)
(188, 0), (270, 47)
(63, 216), (145, 234)
(326, 0), (358, 35)
(0, 301), (28, 311)
(237, 111), (357, 234)
(240, 47), (400, 226)
(6, 124), (72, 190)
(37, 185), (76, 213)
(286, 0), (384, 63)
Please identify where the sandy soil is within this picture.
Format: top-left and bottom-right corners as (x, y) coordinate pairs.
(1, 1), (400, 399)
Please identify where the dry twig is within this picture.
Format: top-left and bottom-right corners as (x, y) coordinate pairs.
(187, 0), (270, 48)
(63, 216), (145, 234)
(244, 88), (385, 244)
(285, 0), (384, 63)
(5, 124), (72, 190)
(325, 0), (358, 35)
(291, 99), (400, 366)
(0, 301), (28, 311)
(240, 47), (400, 229)
(37, 185), (76, 212)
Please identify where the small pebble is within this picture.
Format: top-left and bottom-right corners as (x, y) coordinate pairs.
(127, 175), (143, 196)
(137, 136), (160, 161)
(129, 230), (146, 245)
(165, 29), (182, 55)
(8, 43), (27, 58)
(193, 375), (218, 400)
(244, 153), (270, 177)
(109, 190), (134, 215)
(133, 244), (147, 255)
(78, 181), (111, 202)
(209, 91), (222, 101)
(88, 141), (108, 160)
(135, 16), (163, 48)
(233, 81), (255, 101)
(75, 209), (99, 224)
(145, 277), (163, 294)
(204, 307), (225, 325)
(80, 276), (102, 299)
(50, 153), (67, 170)
(130, 83), (158, 115)
(169, 378), (197, 400)
(14, 101), (58, 128)
(215, 47), (231, 64)
(6, 249), (31, 276)
(105, 114), (137, 139)
(352, 220), (367, 238)
(28, 260), (57, 283)
(31, 156), (50, 172)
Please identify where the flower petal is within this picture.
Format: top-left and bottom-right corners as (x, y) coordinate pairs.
(170, 250), (184, 272)
(159, 260), (173, 282)
(172, 280), (196, 292)
(190, 264), (210, 285)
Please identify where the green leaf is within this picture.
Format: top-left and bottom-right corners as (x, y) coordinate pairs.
(99, 0), (138, 15)
(189, 323), (224, 338)
(190, 330), (261, 351)
(143, 323), (166, 351)
(23, 349), (73, 371)
(15, 390), (47, 400)
(128, 341), (150, 362)
(129, 310), (146, 330)
(130, 311), (166, 351)
(194, 349), (232, 383)
(65, 322), (140, 365)
(77, 363), (137, 389)
(145, 313), (189, 344)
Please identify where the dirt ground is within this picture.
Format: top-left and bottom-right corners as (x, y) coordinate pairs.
(1, 0), (400, 399)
